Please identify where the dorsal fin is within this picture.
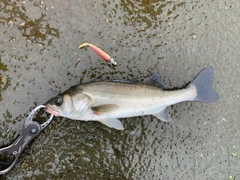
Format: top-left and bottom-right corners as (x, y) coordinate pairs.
(111, 79), (136, 83)
(144, 72), (167, 89)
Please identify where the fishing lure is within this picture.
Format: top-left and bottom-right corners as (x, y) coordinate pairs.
(79, 43), (117, 65)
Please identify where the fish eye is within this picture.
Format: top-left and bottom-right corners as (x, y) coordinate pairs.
(55, 96), (63, 106)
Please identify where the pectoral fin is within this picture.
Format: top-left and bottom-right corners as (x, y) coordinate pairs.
(100, 118), (124, 130)
(91, 104), (119, 115)
(153, 108), (172, 122)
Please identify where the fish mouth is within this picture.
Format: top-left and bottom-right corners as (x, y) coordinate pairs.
(45, 105), (60, 116)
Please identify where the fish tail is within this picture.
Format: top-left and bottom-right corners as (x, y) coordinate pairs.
(188, 66), (219, 102)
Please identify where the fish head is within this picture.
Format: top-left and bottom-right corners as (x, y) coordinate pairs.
(45, 94), (74, 117)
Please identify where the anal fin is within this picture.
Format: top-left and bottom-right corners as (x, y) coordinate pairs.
(153, 108), (172, 122)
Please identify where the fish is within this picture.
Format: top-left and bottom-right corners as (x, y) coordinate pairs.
(45, 66), (219, 130)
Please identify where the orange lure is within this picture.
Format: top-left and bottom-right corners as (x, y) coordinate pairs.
(79, 43), (117, 65)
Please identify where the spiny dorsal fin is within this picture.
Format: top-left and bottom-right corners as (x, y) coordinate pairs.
(110, 79), (137, 83)
(144, 72), (167, 89)
(91, 104), (119, 115)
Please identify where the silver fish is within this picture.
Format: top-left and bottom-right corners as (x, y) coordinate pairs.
(45, 66), (219, 130)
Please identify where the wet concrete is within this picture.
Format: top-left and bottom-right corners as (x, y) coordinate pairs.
(0, 0), (239, 179)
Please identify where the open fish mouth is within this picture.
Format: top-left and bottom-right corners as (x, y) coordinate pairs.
(45, 105), (60, 116)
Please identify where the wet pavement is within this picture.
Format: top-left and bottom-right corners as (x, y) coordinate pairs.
(0, 0), (239, 179)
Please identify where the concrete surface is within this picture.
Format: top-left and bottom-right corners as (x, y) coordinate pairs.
(0, 0), (239, 179)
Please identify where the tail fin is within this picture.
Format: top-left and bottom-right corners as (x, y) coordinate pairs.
(189, 66), (219, 102)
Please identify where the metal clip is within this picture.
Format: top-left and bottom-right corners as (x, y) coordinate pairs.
(25, 105), (54, 129)
(0, 105), (54, 175)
